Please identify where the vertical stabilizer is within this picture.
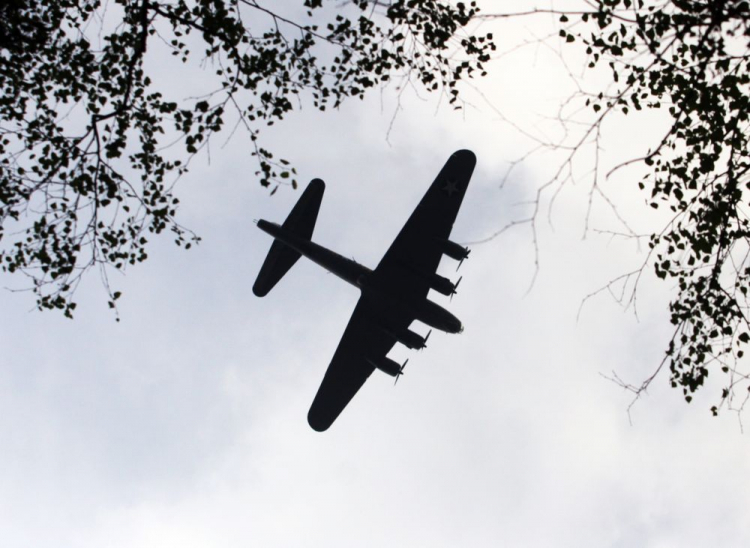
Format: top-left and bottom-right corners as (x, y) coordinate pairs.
(252, 179), (325, 296)
(281, 178), (325, 239)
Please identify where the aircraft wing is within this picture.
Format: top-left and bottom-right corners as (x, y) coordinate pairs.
(307, 293), (412, 432)
(371, 149), (476, 300)
(307, 150), (476, 431)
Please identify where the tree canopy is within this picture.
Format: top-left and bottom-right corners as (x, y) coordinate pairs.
(571, 0), (750, 414)
(0, 0), (494, 316)
(3, 0), (749, 416)
(484, 0), (750, 414)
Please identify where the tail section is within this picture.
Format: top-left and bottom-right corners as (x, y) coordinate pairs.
(252, 179), (325, 297)
(281, 178), (325, 239)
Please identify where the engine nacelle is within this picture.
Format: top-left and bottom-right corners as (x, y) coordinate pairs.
(367, 356), (404, 377)
(437, 238), (470, 262)
(397, 260), (459, 296)
(379, 326), (427, 349)
(426, 272), (458, 297)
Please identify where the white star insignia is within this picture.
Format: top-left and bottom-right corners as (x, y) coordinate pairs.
(443, 178), (459, 197)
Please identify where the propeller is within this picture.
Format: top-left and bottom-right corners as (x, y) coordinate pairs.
(423, 329), (432, 349)
(394, 359), (409, 386)
(450, 276), (463, 301)
(456, 248), (471, 271)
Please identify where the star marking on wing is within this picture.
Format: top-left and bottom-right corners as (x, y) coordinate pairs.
(442, 178), (459, 197)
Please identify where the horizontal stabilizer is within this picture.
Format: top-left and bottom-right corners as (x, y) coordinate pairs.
(252, 179), (325, 297)
(252, 239), (301, 297)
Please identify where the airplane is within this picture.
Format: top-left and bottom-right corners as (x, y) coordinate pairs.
(253, 150), (476, 431)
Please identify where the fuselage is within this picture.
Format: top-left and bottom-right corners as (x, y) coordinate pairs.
(256, 219), (462, 334)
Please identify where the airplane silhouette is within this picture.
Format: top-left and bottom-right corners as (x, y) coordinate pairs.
(253, 150), (476, 431)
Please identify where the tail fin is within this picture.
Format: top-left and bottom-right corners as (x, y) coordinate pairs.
(252, 179), (325, 297)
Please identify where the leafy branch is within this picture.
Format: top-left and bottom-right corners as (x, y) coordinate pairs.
(0, 0), (495, 315)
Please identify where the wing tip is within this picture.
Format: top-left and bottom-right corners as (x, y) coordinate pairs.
(452, 149), (476, 164)
(309, 178), (325, 192)
(252, 282), (269, 297)
(307, 410), (332, 432)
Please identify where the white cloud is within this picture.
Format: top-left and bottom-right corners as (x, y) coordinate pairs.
(2, 3), (750, 547)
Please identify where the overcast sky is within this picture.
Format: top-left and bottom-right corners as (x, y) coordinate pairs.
(1, 2), (750, 547)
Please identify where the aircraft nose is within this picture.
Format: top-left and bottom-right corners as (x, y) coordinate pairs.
(449, 316), (463, 334)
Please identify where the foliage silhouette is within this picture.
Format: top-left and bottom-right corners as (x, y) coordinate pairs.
(485, 0), (750, 415)
(0, 0), (494, 316)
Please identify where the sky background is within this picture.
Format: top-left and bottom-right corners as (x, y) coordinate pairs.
(2, 2), (750, 547)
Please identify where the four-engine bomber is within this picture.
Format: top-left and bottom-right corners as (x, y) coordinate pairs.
(253, 150), (476, 431)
